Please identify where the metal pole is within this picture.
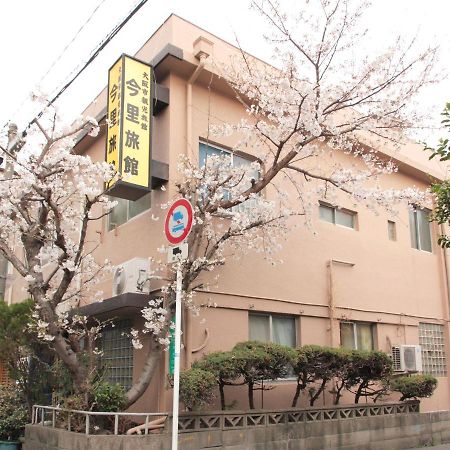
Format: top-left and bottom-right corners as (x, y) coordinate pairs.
(171, 266), (182, 450)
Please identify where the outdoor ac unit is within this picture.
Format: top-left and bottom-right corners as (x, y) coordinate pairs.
(392, 345), (423, 372)
(112, 258), (150, 296)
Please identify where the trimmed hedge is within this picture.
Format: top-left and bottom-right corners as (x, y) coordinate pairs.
(180, 342), (437, 411)
(391, 375), (438, 401)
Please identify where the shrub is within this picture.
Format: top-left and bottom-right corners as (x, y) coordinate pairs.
(391, 375), (438, 401)
(232, 341), (295, 409)
(346, 350), (393, 403)
(291, 345), (351, 407)
(193, 351), (242, 410)
(92, 382), (126, 412)
(0, 385), (29, 441)
(179, 368), (216, 411)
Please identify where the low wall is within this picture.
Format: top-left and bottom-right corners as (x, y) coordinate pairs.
(24, 401), (450, 450)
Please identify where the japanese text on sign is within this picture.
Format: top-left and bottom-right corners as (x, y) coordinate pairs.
(105, 55), (152, 191)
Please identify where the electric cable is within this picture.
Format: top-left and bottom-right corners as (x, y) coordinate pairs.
(3, 0), (109, 130)
(5, 0), (150, 137)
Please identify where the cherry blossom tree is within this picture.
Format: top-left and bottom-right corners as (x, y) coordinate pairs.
(129, 0), (436, 405)
(0, 0), (440, 408)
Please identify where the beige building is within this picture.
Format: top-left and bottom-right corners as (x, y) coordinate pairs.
(5, 14), (450, 413)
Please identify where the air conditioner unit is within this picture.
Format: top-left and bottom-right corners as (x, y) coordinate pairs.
(112, 258), (150, 296)
(392, 345), (423, 372)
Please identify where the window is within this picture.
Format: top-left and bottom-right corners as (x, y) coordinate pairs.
(199, 142), (259, 212)
(419, 323), (447, 376)
(107, 192), (151, 231)
(249, 313), (296, 348)
(0, 255), (8, 300)
(99, 320), (134, 390)
(319, 203), (356, 229)
(409, 207), (432, 252)
(340, 321), (374, 351)
(387, 220), (397, 241)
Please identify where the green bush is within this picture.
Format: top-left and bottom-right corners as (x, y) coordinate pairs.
(91, 382), (126, 412)
(0, 385), (29, 441)
(391, 375), (438, 401)
(193, 351), (242, 410)
(346, 350), (393, 403)
(232, 341), (295, 409)
(179, 368), (216, 411)
(291, 345), (351, 407)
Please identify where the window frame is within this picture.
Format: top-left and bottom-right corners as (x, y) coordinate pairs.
(387, 220), (397, 241)
(319, 202), (357, 230)
(98, 319), (134, 390)
(340, 321), (375, 351)
(248, 312), (297, 348)
(409, 207), (432, 252)
(418, 322), (447, 376)
(107, 192), (151, 231)
(198, 141), (260, 214)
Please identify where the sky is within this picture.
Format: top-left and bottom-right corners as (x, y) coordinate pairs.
(0, 0), (449, 144)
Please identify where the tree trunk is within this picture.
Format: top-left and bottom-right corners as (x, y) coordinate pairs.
(248, 382), (255, 410)
(125, 338), (162, 407)
(292, 383), (302, 407)
(355, 382), (366, 404)
(334, 381), (345, 405)
(309, 379), (327, 406)
(219, 382), (226, 410)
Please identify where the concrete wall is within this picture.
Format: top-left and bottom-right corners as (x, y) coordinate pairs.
(24, 409), (450, 450)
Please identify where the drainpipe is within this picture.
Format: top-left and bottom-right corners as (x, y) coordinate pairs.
(184, 37), (212, 369)
(185, 54), (207, 160)
(439, 222), (450, 407)
(327, 259), (355, 347)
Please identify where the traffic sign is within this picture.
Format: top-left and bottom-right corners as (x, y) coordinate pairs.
(167, 243), (189, 264)
(164, 198), (193, 245)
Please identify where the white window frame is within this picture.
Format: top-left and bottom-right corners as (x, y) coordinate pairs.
(340, 321), (375, 351)
(319, 202), (357, 229)
(409, 207), (432, 252)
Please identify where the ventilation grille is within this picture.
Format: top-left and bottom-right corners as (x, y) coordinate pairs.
(392, 346), (401, 371)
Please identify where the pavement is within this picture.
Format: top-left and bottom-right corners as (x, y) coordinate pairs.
(408, 446), (450, 449)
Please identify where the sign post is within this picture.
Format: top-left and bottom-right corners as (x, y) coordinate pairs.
(164, 199), (193, 450)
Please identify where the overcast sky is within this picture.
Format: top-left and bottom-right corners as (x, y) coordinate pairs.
(0, 0), (449, 144)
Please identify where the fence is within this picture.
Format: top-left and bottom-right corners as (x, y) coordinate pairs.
(31, 404), (168, 435)
(31, 400), (419, 436)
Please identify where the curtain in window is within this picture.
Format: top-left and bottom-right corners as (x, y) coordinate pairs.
(249, 315), (270, 342)
(272, 316), (296, 347)
(356, 323), (373, 351)
(340, 323), (356, 349)
(417, 209), (432, 252)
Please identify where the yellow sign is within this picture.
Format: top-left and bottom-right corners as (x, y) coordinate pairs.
(105, 55), (152, 197)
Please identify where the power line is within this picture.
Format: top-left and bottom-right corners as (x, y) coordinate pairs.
(4, 0), (109, 129)
(12, 0), (150, 135)
(39, 0), (109, 86)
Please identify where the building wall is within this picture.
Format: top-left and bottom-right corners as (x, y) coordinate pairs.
(6, 15), (450, 413)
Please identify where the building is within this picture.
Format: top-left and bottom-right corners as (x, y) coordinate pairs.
(4, 14), (450, 413)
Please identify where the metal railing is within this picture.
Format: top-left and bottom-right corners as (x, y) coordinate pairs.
(32, 405), (168, 436)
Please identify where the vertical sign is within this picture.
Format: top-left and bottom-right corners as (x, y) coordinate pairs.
(105, 55), (152, 199)
(106, 58), (122, 186)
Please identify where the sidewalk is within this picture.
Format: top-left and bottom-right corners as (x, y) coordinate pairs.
(408, 445), (450, 449)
